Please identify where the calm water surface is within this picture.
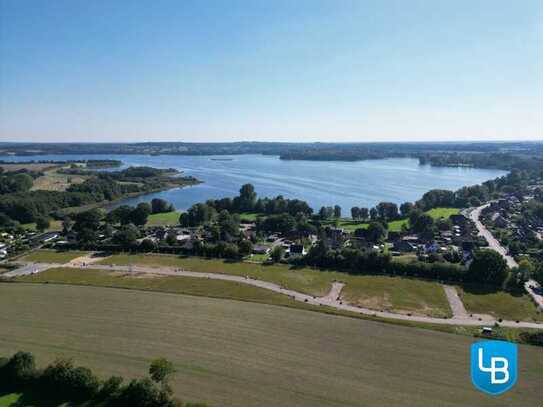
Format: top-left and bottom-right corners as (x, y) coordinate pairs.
(3, 154), (507, 211)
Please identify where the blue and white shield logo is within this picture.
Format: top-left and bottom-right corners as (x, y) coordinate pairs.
(471, 340), (517, 395)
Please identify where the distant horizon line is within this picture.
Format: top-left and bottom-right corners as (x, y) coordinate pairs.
(1, 139), (543, 145)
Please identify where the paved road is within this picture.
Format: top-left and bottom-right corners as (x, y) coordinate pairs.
(469, 204), (518, 268)
(3, 263), (58, 278)
(25, 262), (543, 329)
(469, 204), (543, 310)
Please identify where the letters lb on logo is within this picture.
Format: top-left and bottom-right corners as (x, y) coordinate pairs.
(471, 340), (517, 395)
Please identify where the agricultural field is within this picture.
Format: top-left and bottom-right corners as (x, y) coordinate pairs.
(146, 211), (181, 226)
(459, 286), (543, 322)
(20, 250), (90, 264)
(96, 254), (450, 316)
(0, 283), (541, 407)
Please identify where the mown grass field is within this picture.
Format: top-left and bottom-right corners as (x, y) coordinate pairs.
(146, 211), (181, 226)
(0, 283), (541, 407)
(96, 254), (451, 316)
(459, 286), (543, 322)
(20, 250), (90, 264)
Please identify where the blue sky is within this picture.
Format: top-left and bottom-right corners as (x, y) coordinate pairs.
(0, 0), (541, 142)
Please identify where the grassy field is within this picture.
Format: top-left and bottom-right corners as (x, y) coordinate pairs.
(147, 211), (181, 226)
(239, 212), (263, 222)
(20, 250), (90, 264)
(321, 219), (368, 232)
(322, 207), (460, 232)
(341, 276), (451, 318)
(249, 253), (270, 262)
(96, 254), (451, 316)
(18, 267), (312, 309)
(31, 168), (89, 192)
(0, 391), (80, 407)
(98, 254), (336, 296)
(0, 283), (541, 407)
(0, 393), (20, 407)
(459, 286), (543, 322)
(21, 219), (63, 232)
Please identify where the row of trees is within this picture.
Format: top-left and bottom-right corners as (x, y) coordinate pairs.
(301, 241), (509, 285)
(204, 184), (313, 217)
(0, 351), (203, 407)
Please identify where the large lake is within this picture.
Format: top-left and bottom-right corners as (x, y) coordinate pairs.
(3, 154), (507, 211)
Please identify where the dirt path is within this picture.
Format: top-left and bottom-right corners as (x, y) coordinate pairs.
(16, 261), (543, 329)
(442, 285), (469, 319)
(318, 281), (345, 302)
(67, 253), (106, 267)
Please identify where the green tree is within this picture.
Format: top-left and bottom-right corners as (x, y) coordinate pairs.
(366, 221), (387, 243)
(238, 240), (253, 257)
(166, 231), (177, 246)
(62, 216), (73, 234)
(35, 216), (50, 232)
(114, 224), (140, 247)
(237, 183), (257, 211)
(333, 205), (341, 218)
(139, 238), (156, 252)
(351, 207), (360, 219)
(533, 262), (543, 286)
(400, 202), (414, 217)
(151, 198), (174, 214)
(149, 358), (177, 390)
(468, 249), (509, 285)
(5, 351), (35, 384)
(129, 203), (151, 226)
(270, 246), (284, 263)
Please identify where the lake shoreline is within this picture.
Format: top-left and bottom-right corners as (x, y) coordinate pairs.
(1, 154), (507, 212)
